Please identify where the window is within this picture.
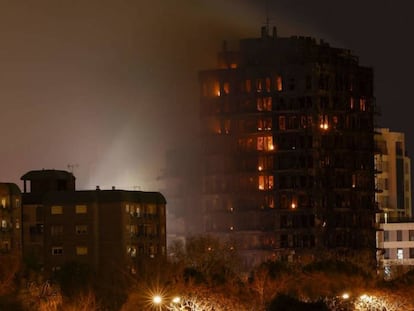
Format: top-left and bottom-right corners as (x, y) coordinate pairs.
(397, 230), (402, 241)
(75, 205), (87, 214)
(1, 220), (7, 229)
(275, 75), (283, 91)
(409, 230), (414, 241)
(384, 231), (389, 242)
(52, 247), (63, 255)
(51, 225), (63, 236)
(127, 246), (137, 257)
(1, 198), (5, 208)
(384, 248), (390, 259)
(51, 206), (63, 215)
(397, 248), (403, 260)
(410, 248), (414, 259)
(147, 204), (157, 215)
(279, 116), (286, 130)
(76, 246), (88, 255)
(75, 225), (88, 234)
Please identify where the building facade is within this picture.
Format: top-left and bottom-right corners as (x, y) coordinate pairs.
(0, 183), (22, 254)
(199, 27), (377, 266)
(375, 128), (412, 219)
(21, 169), (166, 276)
(376, 221), (414, 279)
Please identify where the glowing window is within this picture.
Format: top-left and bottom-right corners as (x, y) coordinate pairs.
(265, 77), (271, 92)
(359, 98), (366, 111)
(245, 80), (252, 93)
(256, 79), (263, 92)
(223, 82), (230, 95)
(397, 248), (403, 260)
(76, 246), (88, 255)
(276, 75), (283, 91)
(75, 205), (87, 214)
(127, 246), (137, 257)
(51, 205), (63, 215)
(258, 175), (274, 190)
(1, 198), (5, 208)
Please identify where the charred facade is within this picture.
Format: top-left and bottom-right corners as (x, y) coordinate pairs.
(199, 27), (376, 265)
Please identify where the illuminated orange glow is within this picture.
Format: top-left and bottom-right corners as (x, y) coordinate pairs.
(258, 165), (263, 171)
(276, 75), (283, 91)
(245, 79), (252, 92)
(291, 203), (296, 209)
(265, 77), (271, 92)
(259, 175), (274, 190)
(230, 63), (237, 69)
(359, 98), (366, 111)
(223, 82), (230, 95)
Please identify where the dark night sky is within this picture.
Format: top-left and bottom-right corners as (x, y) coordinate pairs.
(1, 0), (413, 193)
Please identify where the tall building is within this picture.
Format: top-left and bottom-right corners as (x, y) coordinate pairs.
(199, 27), (377, 266)
(375, 128), (412, 219)
(21, 169), (166, 276)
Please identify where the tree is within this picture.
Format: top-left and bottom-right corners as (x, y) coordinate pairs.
(0, 251), (20, 296)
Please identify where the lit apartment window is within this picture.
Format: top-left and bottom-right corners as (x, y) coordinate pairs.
(75, 205), (87, 214)
(51, 206), (63, 215)
(397, 248), (403, 260)
(75, 225), (88, 234)
(127, 246), (137, 257)
(52, 247), (63, 255)
(1, 219), (7, 229)
(76, 246), (88, 255)
(1, 198), (5, 208)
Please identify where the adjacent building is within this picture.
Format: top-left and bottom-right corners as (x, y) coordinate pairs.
(0, 183), (22, 254)
(21, 169), (166, 276)
(375, 128), (413, 279)
(199, 26), (377, 266)
(377, 221), (414, 279)
(375, 128), (412, 219)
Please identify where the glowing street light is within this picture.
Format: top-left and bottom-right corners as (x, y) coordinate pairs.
(153, 295), (162, 305)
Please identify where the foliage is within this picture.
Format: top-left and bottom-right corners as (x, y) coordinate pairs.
(267, 294), (329, 311)
(54, 261), (94, 298)
(0, 251), (20, 296)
